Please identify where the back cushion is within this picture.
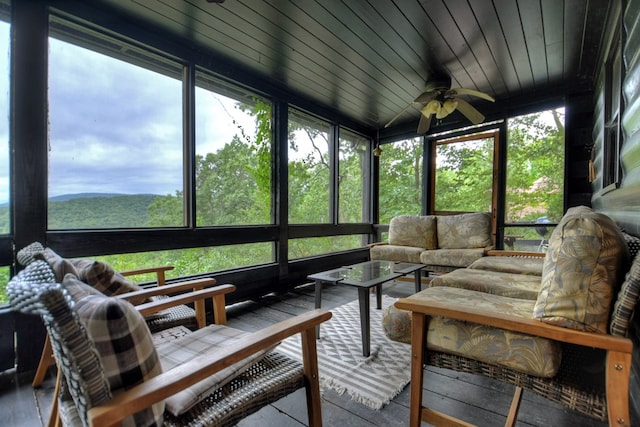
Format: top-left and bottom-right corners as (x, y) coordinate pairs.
(388, 215), (437, 249)
(66, 275), (164, 425)
(533, 206), (629, 333)
(437, 212), (493, 249)
(72, 259), (143, 296)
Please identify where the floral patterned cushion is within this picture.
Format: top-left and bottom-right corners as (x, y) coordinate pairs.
(388, 215), (437, 249)
(429, 268), (541, 300)
(370, 244), (424, 263)
(436, 212), (493, 249)
(420, 248), (486, 268)
(384, 287), (562, 377)
(533, 206), (629, 333)
(468, 256), (544, 276)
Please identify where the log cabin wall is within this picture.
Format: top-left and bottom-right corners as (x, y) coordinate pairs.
(591, 0), (640, 422)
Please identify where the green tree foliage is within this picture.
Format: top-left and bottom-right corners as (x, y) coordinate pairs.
(505, 109), (565, 223)
(48, 195), (158, 229)
(434, 137), (494, 212)
(378, 138), (423, 224)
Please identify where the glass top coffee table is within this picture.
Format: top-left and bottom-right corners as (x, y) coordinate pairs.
(308, 260), (425, 357)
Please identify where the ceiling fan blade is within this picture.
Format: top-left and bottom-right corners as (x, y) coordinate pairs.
(449, 88), (495, 102)
(455, 98), (485, 124)
(417, 113), (432, 134)
(384, 101), (415, 128)
(414, 90), (439, 103)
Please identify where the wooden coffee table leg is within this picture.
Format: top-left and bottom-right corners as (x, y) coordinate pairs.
(414, 270), (421, 293)
(358, 287), (371, 357)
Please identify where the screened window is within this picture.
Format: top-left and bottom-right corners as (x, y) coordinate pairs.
(288, 235), (367, 260)
(338, 129), (368, 223)
(288, 109), (331, 224)
(47, 36), (184, 229)
(432, 132), (497, 213)
(195, 73), (273, 226)
(504, 108), (565, 251)
(378, 138), (422, 224)
(96, 243), (275, 278)
(0, 19), (8, 235)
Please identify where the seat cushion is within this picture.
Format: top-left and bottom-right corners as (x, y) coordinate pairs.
(384, 287), (562, 377)
(429, 268), (541, 300)
(420, 247), (485, 268)
(156, 324), (273, 416)
(533, 206), (629, 333)
(436, 212), (493, 249)
(468, 256), (544, 276)
(370, 244), (425, 263)
(388, 215), (437, 249)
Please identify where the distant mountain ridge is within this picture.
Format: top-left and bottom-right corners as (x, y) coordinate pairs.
(48, 192), (160, 202)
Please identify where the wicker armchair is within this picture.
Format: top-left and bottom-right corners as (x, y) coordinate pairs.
(9, 260), (330, 427)
(17, 242), (215, 385)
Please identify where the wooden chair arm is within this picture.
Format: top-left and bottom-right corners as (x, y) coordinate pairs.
(121, 266), (175, 286)
(87, 308), (332, 427)
(134, 283), (235, 327)
(117, 278), (218, 304)
(394, 298), (632, 353)
(485, 250), (545, 258)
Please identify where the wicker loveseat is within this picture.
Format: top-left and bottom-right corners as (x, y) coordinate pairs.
(384, 206), (640, 426)
(370, 212), (494, 272)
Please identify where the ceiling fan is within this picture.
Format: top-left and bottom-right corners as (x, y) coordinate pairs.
(384, 77), (495, 134)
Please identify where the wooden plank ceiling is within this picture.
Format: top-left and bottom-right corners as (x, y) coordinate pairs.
(95, 0), (611, 131)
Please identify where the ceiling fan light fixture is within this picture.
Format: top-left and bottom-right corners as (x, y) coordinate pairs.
(442, 98), (458, 114)
(421, 100), (441, 117)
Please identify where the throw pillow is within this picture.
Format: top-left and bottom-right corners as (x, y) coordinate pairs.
(72, 259), (143, 296)
(72, 280), (164, 426)
(533, 206), (629, 333)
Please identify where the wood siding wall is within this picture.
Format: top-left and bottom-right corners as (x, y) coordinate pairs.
(592, 0), (640, 423)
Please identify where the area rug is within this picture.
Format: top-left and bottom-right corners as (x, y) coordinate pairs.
(276, 295), (411, 410)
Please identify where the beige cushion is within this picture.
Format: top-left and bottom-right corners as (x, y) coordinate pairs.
(370, 244), (424, 263)
(468, 256), (544, 276)
(533, 206), (629, 333)
(420, 247), (485, 268)
(437, 212), (493, 249)
(388, 215), (437, 249)
(383, 287), (561, 377)
(429, 268), (541, 300)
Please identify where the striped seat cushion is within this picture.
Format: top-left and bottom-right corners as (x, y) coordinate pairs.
(156, 324), (274, 416)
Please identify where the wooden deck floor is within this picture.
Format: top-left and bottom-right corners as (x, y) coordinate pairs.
(0, 279), (607, 426)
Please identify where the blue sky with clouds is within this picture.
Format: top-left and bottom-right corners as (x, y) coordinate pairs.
(0, 22), (256, 204)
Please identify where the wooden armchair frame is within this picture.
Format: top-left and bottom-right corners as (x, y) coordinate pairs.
(35, 266), (219, 427)
(395, 297), (633, 427)
(87, 305), (330, 427)
(33, 266), (217, 389)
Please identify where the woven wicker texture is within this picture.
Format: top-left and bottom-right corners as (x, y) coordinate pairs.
(163, 352), (304, 427)
(427, 343), (607, 421)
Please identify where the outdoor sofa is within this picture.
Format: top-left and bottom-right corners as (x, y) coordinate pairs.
(383, 205), (640, 425)
(369, 212), (494, 272)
